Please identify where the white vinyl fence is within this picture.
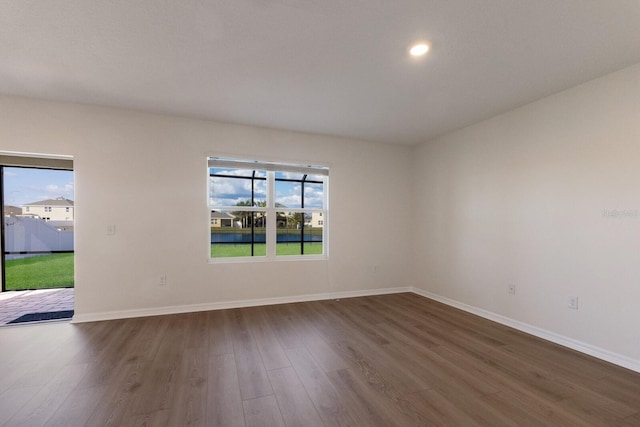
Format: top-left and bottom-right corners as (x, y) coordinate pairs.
(4, 216), (73, 259)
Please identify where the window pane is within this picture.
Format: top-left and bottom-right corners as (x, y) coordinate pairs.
(276, 212), (321, 256)
(210, 168), (267, 178)
(304, 182), (324, 209)
(303, 242), (323, 255)
(277, 222), (300, 243)
(303, 226), (322, 242)
(211, 244), (266, 258)
(211, 211), (266, 258)
(276, 242), (301, 256)
(210, 210), (236, 228)
(275, 212), (309, 233)
(275, 173), (324, 209)
(275, 179), (301, 209)
(305, 174), (324, 182)
(209, 168), (266, 206)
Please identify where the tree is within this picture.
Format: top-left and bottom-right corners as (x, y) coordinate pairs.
(291, 212), (304, 229)
(232, 200), (267, 228)
(232, 200), (252, 228)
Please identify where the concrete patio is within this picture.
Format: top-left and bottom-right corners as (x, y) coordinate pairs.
(0, 288), (74, 326)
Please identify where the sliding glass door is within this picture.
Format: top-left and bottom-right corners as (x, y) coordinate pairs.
(1, 166), (74, 291)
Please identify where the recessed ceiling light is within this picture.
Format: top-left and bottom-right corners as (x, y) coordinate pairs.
(409, 43), (430, 57)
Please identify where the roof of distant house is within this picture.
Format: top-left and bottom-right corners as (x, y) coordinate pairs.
(3, 205), (22, 216)
(23, 197), (74, 207)
(211, 211), (235, 220)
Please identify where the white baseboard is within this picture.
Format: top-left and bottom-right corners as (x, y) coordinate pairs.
(71, 286), (412, 324)
(411, 288), (640, 374)
(71, 285), (639, 373)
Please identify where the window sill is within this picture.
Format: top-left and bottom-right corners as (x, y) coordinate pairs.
(208, 255), (328, 264)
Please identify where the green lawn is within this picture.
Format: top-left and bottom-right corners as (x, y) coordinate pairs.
(211, 243), (323, 258)
(4, 253), (74, 290)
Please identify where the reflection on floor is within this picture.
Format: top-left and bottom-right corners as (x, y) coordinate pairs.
(0, 288), (74, 325)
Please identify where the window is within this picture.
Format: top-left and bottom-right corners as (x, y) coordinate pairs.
(45, 206), (52, 212)
(208, 157), (328, 260)
(65, 207), (70, 212)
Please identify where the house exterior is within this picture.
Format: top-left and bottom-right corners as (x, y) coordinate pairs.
(310, 211), (324, 227)
(22, 197), (74, 221)
(3, 205), (22, 217)
(211, 211), (235, 227)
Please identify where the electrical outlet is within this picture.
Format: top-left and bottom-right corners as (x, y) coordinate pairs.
(159, 274), (167, 286)
(568, 296), (578, 310)
(107, 224), (116, 235)
(508, 284), (516, 295)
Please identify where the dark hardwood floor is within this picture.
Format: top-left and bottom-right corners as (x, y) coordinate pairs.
(0, 293), (639, 426)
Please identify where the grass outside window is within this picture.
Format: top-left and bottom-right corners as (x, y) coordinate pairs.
(211, 242), (322, 258)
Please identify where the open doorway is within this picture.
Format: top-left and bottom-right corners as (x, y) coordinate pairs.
(0, 154), (74, 325)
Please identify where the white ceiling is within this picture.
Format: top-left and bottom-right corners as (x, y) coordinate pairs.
(2, 1), (640, 145)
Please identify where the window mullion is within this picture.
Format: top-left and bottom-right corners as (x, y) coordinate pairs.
(251, 171), (255, 256)
(323, 176), (328, 257)
(266, 171), (277, 258)
(300, 175), (306, 255)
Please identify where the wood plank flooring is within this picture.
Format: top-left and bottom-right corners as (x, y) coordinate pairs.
(0, 293), (639, 426)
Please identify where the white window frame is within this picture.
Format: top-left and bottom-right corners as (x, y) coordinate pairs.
(208, 157), (329, 263)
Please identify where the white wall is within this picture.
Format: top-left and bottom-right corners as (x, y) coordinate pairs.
(413, 63), (640, 363)
(0, 95), (414, 317)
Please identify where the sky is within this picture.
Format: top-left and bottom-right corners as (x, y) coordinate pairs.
(3, 167), (74, 207)
(209, 168), (324, 209)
